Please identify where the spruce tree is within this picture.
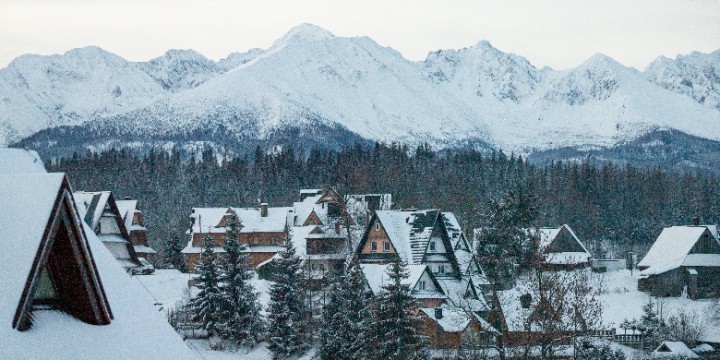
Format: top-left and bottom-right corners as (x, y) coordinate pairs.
(191, 235), (224, 337)
(267, 230), (309, 359)
(319, 263), (372, 360)
(370, 258), (428, 360)
(218, 216), (264, 347)
(163, 235), (187, 272)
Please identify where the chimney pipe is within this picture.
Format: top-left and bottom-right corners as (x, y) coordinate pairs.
(693, 216), (700, 226)
(260, 203), (268, 217)
(435, 308), (443, 319)
(335, 221), (341, 234)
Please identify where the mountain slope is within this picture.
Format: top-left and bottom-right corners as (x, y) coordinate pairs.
(2, 23), (720, 158)
(645, 50), (720, 111)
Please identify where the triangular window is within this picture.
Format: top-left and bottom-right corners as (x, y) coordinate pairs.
(32, 266), (58, 308)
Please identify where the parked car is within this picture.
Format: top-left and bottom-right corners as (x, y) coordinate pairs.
(132, 258), (155, 275)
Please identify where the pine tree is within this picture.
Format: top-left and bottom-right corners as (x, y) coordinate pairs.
(218, 216), (264, 347)
(163, 235), (187, 272)
(640, 299), (667, 349)
(370, 258), (428, 360)
(191, 235), (225, 337)
(267, 230), (310, 359)
(319, 263), (372, 360)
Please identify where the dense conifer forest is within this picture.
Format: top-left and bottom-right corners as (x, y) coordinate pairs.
(48, 143), (720, 261)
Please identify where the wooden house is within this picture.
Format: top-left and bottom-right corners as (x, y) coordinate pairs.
(0, 170), (194, 359)
(638, 225), (720, 299)
(537, 225), (592, 270)
(73, 191), (141, 270)
(291, 187), (353, 227)
(182, 205), (291, 271)
(116, 199), (157, 262)
(418, 307), (497, 351)
(355, 209), (491, 313)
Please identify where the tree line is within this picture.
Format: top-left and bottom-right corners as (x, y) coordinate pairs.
(47, 142), (720, 260)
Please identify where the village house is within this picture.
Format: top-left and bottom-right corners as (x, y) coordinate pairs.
(652, 341), (699, 358)
(73, 191), (141, 271)
(116, 199), (157, 262)
(360, 263), (447, 308)
(0, 150), (195, 360)
(637, 223), (720, 299)
(418, 307), (498, 353)
(182, 205), (292, 271)
(355, 209), (491, 312)
(536, 225), (592, 270)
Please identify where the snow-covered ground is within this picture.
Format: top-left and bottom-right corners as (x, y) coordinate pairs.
(186, 340), (316, 360)
(133, 269), (195, 310)
(598, 269), (720, 343)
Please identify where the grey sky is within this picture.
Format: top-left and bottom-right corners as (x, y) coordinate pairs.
(1, 0), (719, 70)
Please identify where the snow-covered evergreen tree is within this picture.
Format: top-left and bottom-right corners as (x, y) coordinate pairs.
(370, 258), (428, 360)
(640, 299), (667, 349)
(191, 235), (225, 336)
(267, 229), (310, 359)
(319, 262), (372, 360)
(218, 216), (264, 347)
(163, 235), (187, 272)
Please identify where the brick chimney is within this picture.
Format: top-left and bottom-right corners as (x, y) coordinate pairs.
(335, 221), (341, 234)
(260, 203), (268, 217)
(435, 308), (443, 319)
(693, 216), (700, 226)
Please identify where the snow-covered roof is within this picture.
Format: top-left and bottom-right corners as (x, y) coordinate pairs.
(0, 148), (46, 174)
(0, 174), (195, 359)
(441, 212), (467, 249)
(543, 252), (591, 265)
(639, 226), (718, 275)
(115, 199), (138, 230)
(374, 209), (440, 265)
(652, 341), (698, 358)
(0, 173), (66, 329)
(292, 194), (329, 226)
(538, 225), (589, 253)
(73, 191), (113, 229)
(360, 263), (442, 298)
(190, 206), (292, 234)
(437, 278), (490, 313)
(133, 245), (157, 254)
(420, 307), (472, 332)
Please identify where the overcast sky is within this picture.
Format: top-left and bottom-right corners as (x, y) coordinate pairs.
(2, 0), (719, 70)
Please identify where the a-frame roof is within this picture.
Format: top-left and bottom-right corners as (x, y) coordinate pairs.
(0, 174), (112, 330)
(372, 209), (440, 264)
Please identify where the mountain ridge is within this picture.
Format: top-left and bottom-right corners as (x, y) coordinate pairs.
(2, 24), (720, 159)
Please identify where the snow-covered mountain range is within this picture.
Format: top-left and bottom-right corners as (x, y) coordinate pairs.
(2, 24), (720, 157)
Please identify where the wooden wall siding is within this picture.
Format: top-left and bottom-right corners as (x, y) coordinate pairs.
(192, 231), (284, 247)
(690, 229), (720, 254)
(545, 227), (585, 253)
(420, 316), (493, 349)
(99, 216), (122, 234)
(303, 210), (323, 226)
(640, 267), (720, 299)
(306, 238), (345, 255)
(360, 219), (396, 256)
(417, 298), (445, 308)
(185, 251), (278, 272)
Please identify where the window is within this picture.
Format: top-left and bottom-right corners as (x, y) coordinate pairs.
(429, 242), (436, 252)
(438, 265), (445, 274)
(383, 242), (390, 252)
(375, 223), (380, 231)
(371, 242), (377, 252)
(418, 280), (426, 290)
(271, 237), (277, 245)
(32, 267), (58, 309)
(253, 237), (259, 244)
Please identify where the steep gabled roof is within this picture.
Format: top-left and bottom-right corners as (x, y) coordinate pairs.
(374, 209), (440, 264)
(115, 199), (141, 230)
(0, 149), (46, 173)
(639, 226), (719, 275)
(652, 341), (699, 358)
(0, 174), (112, 331)
(359, 263), (445, 299)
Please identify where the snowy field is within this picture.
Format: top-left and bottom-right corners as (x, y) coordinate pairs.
(598, 269), (720, 343)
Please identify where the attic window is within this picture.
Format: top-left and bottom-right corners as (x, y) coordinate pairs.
(32, 266), (58, 309)
(429, 242), (436, 252)
(375, 223), (380, 231)
(371, 242), (378, 252)
(383, 242), (390, 252)
(418, 280), (426, 290)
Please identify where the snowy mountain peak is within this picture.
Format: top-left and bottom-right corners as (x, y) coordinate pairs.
(644, 49), (720, 111)
(271, 23), (335, 48)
